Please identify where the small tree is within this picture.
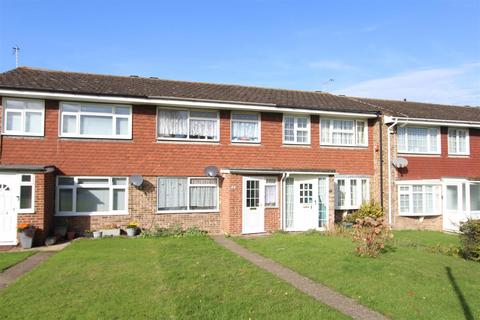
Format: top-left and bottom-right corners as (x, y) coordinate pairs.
(352, 217), (392, 257)
(459, 219), (480, 261)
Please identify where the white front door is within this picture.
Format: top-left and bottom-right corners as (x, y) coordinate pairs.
(242, 177), (265, 234)
(0, 174), (19, 245)
(292, 176), (318, 231)
(443, 182), (468, 231)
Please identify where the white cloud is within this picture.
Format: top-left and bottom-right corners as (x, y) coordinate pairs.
(308, 60), (356, 71)
(335, 64), (480, 106)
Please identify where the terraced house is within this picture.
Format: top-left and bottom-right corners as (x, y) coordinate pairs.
(0, 67), (478, 246)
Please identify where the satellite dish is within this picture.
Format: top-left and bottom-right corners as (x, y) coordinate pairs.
(392, 157), (408, 168)
(204, 166), (219, 177)
(130, 174), (144, 187)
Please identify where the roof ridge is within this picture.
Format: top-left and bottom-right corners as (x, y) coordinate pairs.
(14, 66), (336, 97)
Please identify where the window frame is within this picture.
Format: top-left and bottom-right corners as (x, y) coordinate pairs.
(320, 118), (368, 147)
(2, 97), (45, 137)
(282, 114), (311, 145)
(230, 111), (261, 144)
(18, 174), (35, 214)
(156, 176), (220, 213)
(397, 183), (442, 216)
(55, 176), (129, 216)
(264, 178), (278, 208)
(334, 176), (370, 210)
(448, 128), (470, 156)
(59, 102), (132, 139)
(156, 107), (220, 142)
(397, 125), (441, 155)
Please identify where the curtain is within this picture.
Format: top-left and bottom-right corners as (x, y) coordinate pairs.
(448, 129), (457, 153)
(320, 119), (330, 144)
(157, 178), (188, 210)
(350, 180), (357, 206)
(407, 127), (429, 153)
(336, 180), (346, 207)
(424, 186), (434, 213)
(285, 178), (294, 228)
(356, 121), (365, 145)
(361, 179), (368, 203)
(158, 110), (188, 137)
(232, 121), (258, 141)
(412, 185), (423, 213)
(332, 120), (354, 145)
(25, 112), (42, 134)
(265, 185), (276, 206)
(284, 116), (295, 142)
(190, 186), (217, 209)
(6, 112), (22, 131)
(189, 119), (217, 139)
(318, 177), (327, 227)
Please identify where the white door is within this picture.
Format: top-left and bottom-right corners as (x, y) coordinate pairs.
(0, 174), (19, 245)
(292, 176), (318, 231)
(242, 177), (265, 234)
(443, 182), (468, 232)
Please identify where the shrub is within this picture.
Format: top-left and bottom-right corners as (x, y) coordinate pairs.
(344, 201), (384, 224)
(352, 217), (393, 257)
(140, 224), (207, 238)
(459, 219), (480, 261)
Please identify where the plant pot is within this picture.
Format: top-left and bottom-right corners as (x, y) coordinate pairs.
(54, 225), (68, 238)
(126, 228), (136, 237)
(67, 231), (76, 241)
(93, 231), (102, 239)
(100, 228), (121, 237)
(19, 228), (35, 249)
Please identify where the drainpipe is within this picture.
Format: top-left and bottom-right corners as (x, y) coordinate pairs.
(387, 118), (398, 225)
(377, 112), (384, 211)
(280, 172), (289, 230)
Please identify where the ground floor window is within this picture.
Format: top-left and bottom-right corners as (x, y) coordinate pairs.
(398, 184), (441, 216)
(56, 176), (128, 216)
(335, 176), (369, 209)
(157, 177), (219, 212)
(18, 174), (35, 213)
(264, 178), (277, 207)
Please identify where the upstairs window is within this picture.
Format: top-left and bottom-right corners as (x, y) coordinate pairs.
(335, 177), (369, 209)
(320, 118), (367, 146)
(448, 128), (469, 155)
(397, 126), (440, 154)
(2, 98), (44, 136)
(283, 115), (310, 144)
(231, 112), (260, 143)
(60, 102), (131, 139)
(157, 108), (219, 141)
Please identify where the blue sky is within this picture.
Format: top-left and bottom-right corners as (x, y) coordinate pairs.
(0, 0), (479, 105)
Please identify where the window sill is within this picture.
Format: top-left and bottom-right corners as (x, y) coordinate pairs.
(156, 210), (220, 214)
(447, 154), (470, 158)
(231, 141), (261, 145)
(18, 210), (35, 214)
(157, 139), (220, 145)
(398, 213), (442, 217)
(320, 144), (368, 149)
(55, 211), (129, 217)
(59, 136), (132, 141)
(2, 134), (44, 139)
(398, 153), (441, 157)
(282, 143), (311, 148)
(335, 207), (360, 211)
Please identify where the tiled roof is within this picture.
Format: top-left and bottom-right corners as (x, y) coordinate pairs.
(357, 98), (480, 122)
(0, 67), (378, 114)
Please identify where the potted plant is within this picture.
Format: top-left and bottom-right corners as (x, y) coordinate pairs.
(126, 222), (139, 237)
(83, 230), (93, 238)
(17, 223), (35, 249)
(100, 224), (121, 237)
(67, 230), (76, 241)
(92, 230), (102, 239)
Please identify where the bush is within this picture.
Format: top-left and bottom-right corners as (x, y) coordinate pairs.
(352, 217), (393, 257)
(344, 201), (384, 224)
(459, 219), (480, 261)
(140, 225), (207, 238)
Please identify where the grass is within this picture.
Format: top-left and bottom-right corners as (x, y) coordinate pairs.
(0, 251), (35, 272)
(0, 237), (347, 320)
(235, 230), (480, 320)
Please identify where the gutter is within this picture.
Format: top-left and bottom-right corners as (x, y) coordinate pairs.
(378, 112), (384, 211)
(384, 116), (480, 128)
(0, 89), (379, 119)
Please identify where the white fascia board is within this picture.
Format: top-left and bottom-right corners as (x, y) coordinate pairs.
(395, 179), (442, 185)
(221, 168), (335, 175)
(387, 116), (480, 128)
(0, 89), (378, 118)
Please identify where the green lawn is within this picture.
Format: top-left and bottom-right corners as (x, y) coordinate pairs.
(235, 231), (479, 320)
(0, 237), (347, 320)
(0, 251), (35, 272)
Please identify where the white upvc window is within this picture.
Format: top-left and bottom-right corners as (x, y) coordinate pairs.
(157, 108), (219, 142)
(398, 184), (442, 216)
(231, 112), (261, 143)
(283, 114), (310, 144)
(2, 98), (44, 136)
(59, 102), (132, 139)
(18, 174), (35, 213)
(335, 177), (369, 209)
(470, 182), (480, 214)
(397, 126), (440, 154)
(264, 178), (278, 207)
(157, 177), (219, 212)
(320, 118), (368, 146)
(448, 128), (469, 155)
(56, 176), (128, 216)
